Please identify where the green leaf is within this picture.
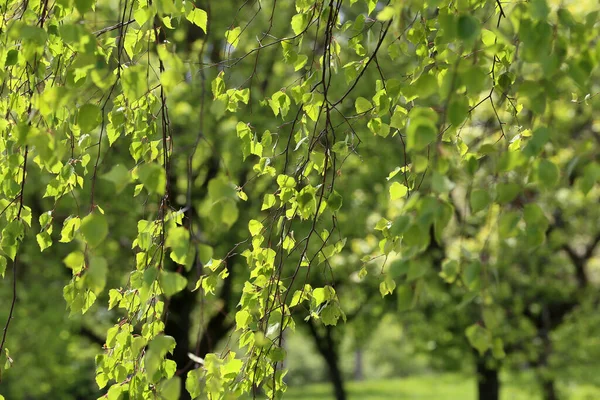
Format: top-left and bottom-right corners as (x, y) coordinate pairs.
(303, 92), (324, 121)
(355, 97), (372, 114)
(166, 227), (190, 265)
(60, 216), (81, 243)
(406, 118), (437, 151)
(312, 286), (335, 307)
(389, 215), (410, 237)
(499, 212), (521, 239)
(121, 65), (148, 102)
(133, 6), (154, 26)
(159, 377), (181, 400)
(440, 259), (459, 283)
(463, 261), (481, 290)
(235, 310), (251, 330)
(102, 164), (131, 193)
(222, 354), (243, 377)
(138, 163), (167, 195)
(85, 256), (107, 294)
(75, 0), (94, 15)
(481, 29), (497, 47)
(389, 182), (408, 200)
(80, 212), (108, 248)
(5, 50), (18, 66)
(291, 13), (309, 35)
(457, 15), (480, 43)
(327, 191), (343, 211)
(63, 251), (85, 273)
(225, 26), (242, 48)
(261, 193), (277, 210)
(403, 224), (428, 249)
(107, 385), (123, 400)
(379, 276), (396, 297)
(269, 91), (291, 118)
(448, 97), (468, 127)
(78, 104), (102, 132)
(530, 0), (550, 20)
(407, 259), (429, 281)
(186, 369), (204, 398)
(95, 372), (109, 389)
(523, 127), (550, 157)
(108, 289), (122, 310)
(413, 73), (438, 99)
(390, 106), (408, 129)
(320, 303), (343, 326)
(376, 6), (395, 21)
(496, 183), (520, 204)
(36, 232), (52, 252)
(537, 159), (560, 188)
(160, 270), (188, 297)
(248, 219), (263, 236)
(276, 174), (296, 188)
(470, 189), (490, 213)
(492, 338), (506, 359)
(187, 8), (208, 33)
(1, 220), (24, 260)
(145, 335), (177, 381)
(269, 347), (286, 362)
(465, 324), (492, 355)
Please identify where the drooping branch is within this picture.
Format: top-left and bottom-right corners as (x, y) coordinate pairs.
(0, 146), (29, 364)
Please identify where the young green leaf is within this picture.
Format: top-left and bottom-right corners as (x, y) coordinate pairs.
(80, 212), (108, 248)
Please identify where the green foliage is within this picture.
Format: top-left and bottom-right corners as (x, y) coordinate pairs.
(0, 0), (599, 398)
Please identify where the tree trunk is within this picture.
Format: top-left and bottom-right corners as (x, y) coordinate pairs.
(542, 379), (558, 400)
(476, 357), (499, 400)
(354, 348), (364, 381)
(164, 272), (195, 400)
(327, 352), (347, 400)
(307, 321), (347, 400)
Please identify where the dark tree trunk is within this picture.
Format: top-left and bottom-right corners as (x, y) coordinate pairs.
(476, 357), (499, 400)
(307, 321), (347, 400)
(163, 255), (235, 400)
(542, 379), (558, 400)
(164, 267), (195, 400)
(536, 306), (559, 400)
(328, 351), (347, 400)
(195, 259), (235, 357)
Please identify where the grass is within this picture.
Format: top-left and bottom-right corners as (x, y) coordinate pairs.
(279, 374), (600, 400)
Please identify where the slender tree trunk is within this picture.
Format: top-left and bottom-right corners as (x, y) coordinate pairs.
(538, 306), (559, 400)
(326, 350), (346, 400)
(542, 379), (558, 400)
(165, 273), (195, 400)
(476, 357), (499, 400)
(195, 312), (233, 356)
(307, 321), (347, 400)
(354, 348), (364, 381)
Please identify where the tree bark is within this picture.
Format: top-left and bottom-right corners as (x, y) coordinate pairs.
(542, 379), (558, 400)
(164, 269), (195, 400)
(476, 357), (499, 400)
(307, 321), (347, 400)
(195, 261), (235, 358)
